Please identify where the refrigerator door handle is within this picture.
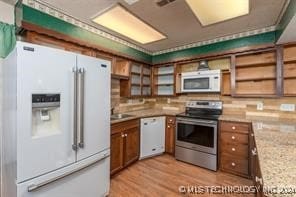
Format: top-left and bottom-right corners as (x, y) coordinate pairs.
(78, 68), (85, 148)
(27, 152), (110, 192)
(72, 67), (78, 151)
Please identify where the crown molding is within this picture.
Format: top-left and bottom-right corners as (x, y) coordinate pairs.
(23, 0), (277, 57)
(23, 0), (153, 55)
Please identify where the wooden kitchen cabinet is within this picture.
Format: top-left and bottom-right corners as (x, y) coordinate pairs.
(283, 44), (296, 96)
(113, 58), (130, 79)
(232, 48), (282, 97)
(219, 121), (251, 178)
(165, 116), (176, 155)
(110, 132), (124, 175)
(120, 63), (152, 97)
(124, 127), (140, 166)
(152, 64), (176, 96)
(111, 119), (140, 175)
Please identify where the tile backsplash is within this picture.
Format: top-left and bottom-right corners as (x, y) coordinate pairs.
(111, 79), (296, 120)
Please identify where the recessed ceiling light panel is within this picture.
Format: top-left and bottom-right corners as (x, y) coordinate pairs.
(92, 4), (166, 44)
(123, 0), (139, 5)
(186, 0), (249, 26)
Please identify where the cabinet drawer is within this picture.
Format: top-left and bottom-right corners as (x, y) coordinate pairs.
(166, 116), (176, 124)
(221, 132), (249, 144)
(111, 119), (139, 134)
(221, 143), (249, 158)
(221, 156), (249, 176)
(220, 121), (250, 134)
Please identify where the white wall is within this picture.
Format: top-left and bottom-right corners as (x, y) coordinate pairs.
(0, 0), (15, 195)
(0, 1), (14, 24)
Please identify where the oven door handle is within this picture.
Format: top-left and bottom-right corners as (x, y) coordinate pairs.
(176, 118), (217, 126)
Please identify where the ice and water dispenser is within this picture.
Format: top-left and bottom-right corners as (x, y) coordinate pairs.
(32, 94), (61, 138)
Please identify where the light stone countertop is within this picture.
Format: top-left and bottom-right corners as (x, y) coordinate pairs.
(111, 108), (184, 124)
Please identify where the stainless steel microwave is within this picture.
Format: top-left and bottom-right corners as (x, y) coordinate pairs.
(181, 70), (221, 93)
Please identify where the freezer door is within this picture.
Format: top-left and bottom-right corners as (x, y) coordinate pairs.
(76, 55), (110, 161)
(16, 42), (77, 183)
(17, 150), (110, 197)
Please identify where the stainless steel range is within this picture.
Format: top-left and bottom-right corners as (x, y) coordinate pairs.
(175, 100), (222, 171)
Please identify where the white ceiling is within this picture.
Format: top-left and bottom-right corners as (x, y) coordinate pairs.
(41, 0), (288, 52)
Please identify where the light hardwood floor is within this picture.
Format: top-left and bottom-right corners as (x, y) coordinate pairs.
(109, 154), (255, 197)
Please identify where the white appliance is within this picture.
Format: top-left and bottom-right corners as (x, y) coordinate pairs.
(140, 117), (165, 159)
(2, 42), (111, 197)
(181, 69), (221, 93)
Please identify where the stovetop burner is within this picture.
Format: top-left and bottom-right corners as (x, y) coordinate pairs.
(177, 100), (223, 120)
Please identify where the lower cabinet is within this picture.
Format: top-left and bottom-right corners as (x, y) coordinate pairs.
(165, 116), (176, 155)
(219, 121), (251, 178)
(111, 119), (140, 175)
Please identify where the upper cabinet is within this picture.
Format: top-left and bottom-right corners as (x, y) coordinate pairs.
(231, 48), (281, 97)
(112, 58), (130, 79)
(283, 45), (296, 96)
(152, 65), (176, 96)
(120, 63), (152, 97)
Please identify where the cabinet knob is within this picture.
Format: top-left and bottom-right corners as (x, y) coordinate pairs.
(231, 162), (236, 167)
(167, 125), (170, 128)
(125, 134), (128, 137)
(231, 136), (235, 140)
(121, 134), (125, 138)
(231, 148), (236, 152)
(232, 126), (236, 130)
(252, 148), (257, 156)
(169, 119), (173, 122)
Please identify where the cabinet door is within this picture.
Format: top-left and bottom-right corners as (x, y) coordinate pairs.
(123, 127), (140, 166)
(110, 132), (124, 175)
(165, 123), (175, 155)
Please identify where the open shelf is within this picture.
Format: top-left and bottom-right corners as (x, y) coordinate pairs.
(153, 65), (175, 96)
(236, 77), (276, 82)
(154, 73), (175, 76)
(131, 72), (141, 75)
(155, 83), (174, 86)
(236, 61), (276, 68)
(284, 59), (296, 64)
(284, 76), (296, 80)
(120, 63), (152, 97)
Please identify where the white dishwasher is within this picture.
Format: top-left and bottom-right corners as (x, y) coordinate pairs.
(140, 116), (166, 160)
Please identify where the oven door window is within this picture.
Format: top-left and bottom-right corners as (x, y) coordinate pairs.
(183, 77), (210, 90)
(177, 122), (214, 147)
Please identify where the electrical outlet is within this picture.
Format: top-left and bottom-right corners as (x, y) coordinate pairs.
(257, 102), (264, 110)
(257, 122), (263, 130)
(280, 104), (295, 112)
(167, 98), (171, 104)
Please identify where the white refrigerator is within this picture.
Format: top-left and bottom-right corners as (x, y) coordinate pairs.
(2, 42), (111, 197)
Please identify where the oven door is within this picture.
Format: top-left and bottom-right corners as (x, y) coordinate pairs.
(176, 118), (217, 154)
(181, 76), (211, 92)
